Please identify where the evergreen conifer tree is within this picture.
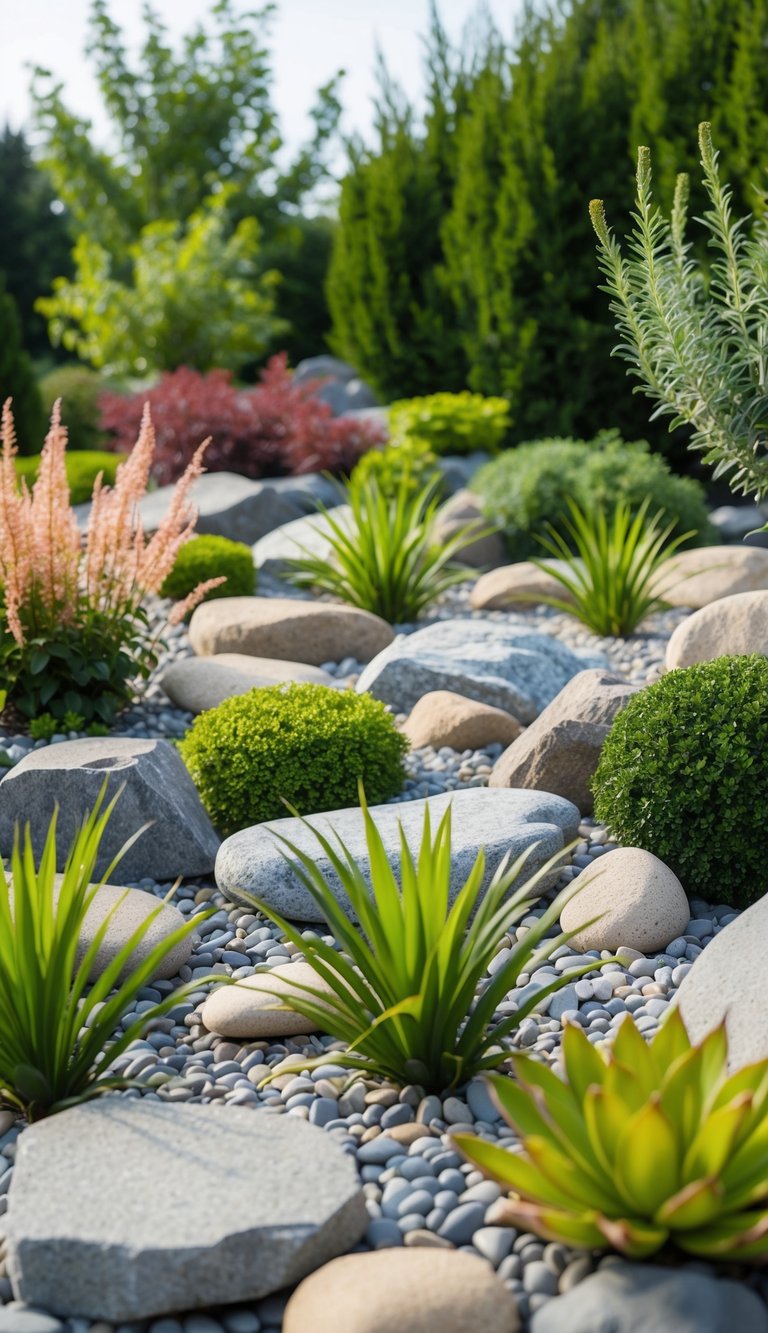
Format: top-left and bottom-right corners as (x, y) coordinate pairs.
(0, 283), (44, 455)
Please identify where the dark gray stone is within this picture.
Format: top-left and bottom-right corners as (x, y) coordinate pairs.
(316, 378), (379, 416)
(0, 737), (219, 880)
(293, 356), (358, 386)
(6, 1100), (367, 1322)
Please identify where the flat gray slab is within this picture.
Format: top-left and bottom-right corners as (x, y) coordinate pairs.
(356, 619), (605, 722)
(6, 1100), (367, 1323)
(216, 787), (580, 922)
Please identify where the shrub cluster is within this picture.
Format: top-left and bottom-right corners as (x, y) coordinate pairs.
(181, 684), (408, 834)
(593, 655), (768, 908)
(37, 366), (107, 452)
(349, 435), (442, 500)
(14, 449), (125, 505)
(160, 535), (256, 607)
(389, 392), (511, 457)
(474, 432), (714, 561)
(99, 355), (385, 486)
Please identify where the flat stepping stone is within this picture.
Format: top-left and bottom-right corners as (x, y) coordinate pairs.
(215, 787), (580, 923)
(202, 960), (336, 1037)
(356, 619), (603, 722)
(189, 596), (393, 666)
(0, 737), (219, 880)
(160, 652), (339, 713)
(6, 1100), (367, 1323)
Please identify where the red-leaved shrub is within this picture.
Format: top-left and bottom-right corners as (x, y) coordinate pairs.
(98, 354), (385, 485)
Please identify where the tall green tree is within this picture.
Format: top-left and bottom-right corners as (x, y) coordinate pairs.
(0, 283), (45, 454)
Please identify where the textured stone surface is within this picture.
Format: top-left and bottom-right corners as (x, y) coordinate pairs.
(660, 544), (768, 608)
(665, 590), (768, 669)
(489, 669), (637, 814)
(140, 472), (303, 544)
(189, 596), (394, 665)
(253, 507), (352, 581)
(202, 961), (336, 1037)
(6, 1101), (367, 1322)
(470, 561), (577, 611)
(216, 787), (580, 923)
(356, 620), (602, 722)
(560, 848), (689, 954)
(0, 738), (219, 880)
(676, 892), (768, 1071)
(431, 490), (506, 568)
(50, 878), (193, 982)
(402, 690), (522, 750)
(284, 1249), (520, 1333)
(160, 652), (337, 713)
(530, 1262), (768, 1333)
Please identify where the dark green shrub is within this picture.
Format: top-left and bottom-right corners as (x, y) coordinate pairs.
(0, 282), (43, 455)
(181, 684), (408, 834)
(389, 392), (511, 457)
(14, 450), (126, 505)
(593, 656), (768, 908)
(37, 366), (107, 451)
(474, 433), (715, 562)
(160, 535), (256, 606)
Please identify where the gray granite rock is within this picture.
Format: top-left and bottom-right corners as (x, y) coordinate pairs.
(530, 1262), (768, 1333)
(86, 473), (304, 545)
(6, 1100), (367, 1322)
(215, 787), (580, 922)
(0, 737), (219, 880)
(253, 507), (351, 580)
(356, 619), (604, 722)
(160, 653), (338, 714)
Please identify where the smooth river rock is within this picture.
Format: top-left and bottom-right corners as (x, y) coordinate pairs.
(189, 596), (394, 665)
(356, 619), (601, 722)
(660, 544), (768, 608)
(470, 561), (577, 611)
(6, 1100), (367, 1322)
(215, 787), (580, 923)
(54, 878), (193, 982)
(0, 737), (219, 880)
(202, 960), (336, 1038)
(402, 690), (522, 750)
(665, 589), (768, 669)
(560, 848), (689, 954)
(160, 652), (337, 713)
(431, 489), (506, 568)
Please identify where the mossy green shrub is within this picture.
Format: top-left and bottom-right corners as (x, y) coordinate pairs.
(181, 683), (408, 834)
(160, 534), (256, 606)
(592, 655), (768, 908)
(474, 432), (715, 561)
(37, 366), (108, 452)
(14, 450), (126, 504)
(389, 391), (511, 457)
(349, 435), (442, 500)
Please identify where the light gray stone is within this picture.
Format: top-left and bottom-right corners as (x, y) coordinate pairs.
(710, 504), (766, 542)
(141, 473), (303, 544)
(0, 738), (219, 880)
(253, 507), (351, 580)
(188, 596), (393, 665)
(6, 1100), (367, 1322)
(160, 653), (337, 714)
(316, 378), (379, 416)
(356, 620), (603, 721)
(530, 1262), (768, 1333)
(293, 355), (358, 386)
(215, 787), (580, 923)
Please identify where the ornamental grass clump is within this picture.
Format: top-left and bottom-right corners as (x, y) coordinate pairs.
(532, 497), (692, 637)
(0, 783), (213, 1120)
(455, 1010), (768, 1260)
(0, 398), (221, 724)
(245, 790), (595, 1093)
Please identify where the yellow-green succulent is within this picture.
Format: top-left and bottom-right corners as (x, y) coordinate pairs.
(453, 1010), (768, 1260)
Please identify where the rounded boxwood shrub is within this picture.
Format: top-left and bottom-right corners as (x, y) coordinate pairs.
(181, 683), (408, 834)
(160, 534), (256, 605)
(38, 365), (108, 452)
(474, 432), (715, 561)
(14, 449), (126, 504)
(592, 655), (768, 908)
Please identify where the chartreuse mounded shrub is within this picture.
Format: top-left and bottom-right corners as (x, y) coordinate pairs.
(180, 684), (408, 835)
(389, 392), (511, 457)
(14, 449), (126, 505)
(455, 1010), (768, 1260)
(593, 655), (768, 908)
(349, 434), (442, 500)
(474, 432), (714, 562)
(160, 535), (256, 606)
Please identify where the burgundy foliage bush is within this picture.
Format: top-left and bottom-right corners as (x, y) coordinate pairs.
(98, 354), (385, 485)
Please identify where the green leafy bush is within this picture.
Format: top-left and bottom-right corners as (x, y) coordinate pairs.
(455, 1010), (768, 1260)
(181, 684), (408, 835)
(349, 435), (442, 500)
(389, 392), (511, 457)
(593, 655), (768, 907)
(248, 787), (590, 1092)
(37, 366), (107, 452)
(474, 433), (714, 562)
(160, 535), (256, 606)
(14, 449), (126, 505)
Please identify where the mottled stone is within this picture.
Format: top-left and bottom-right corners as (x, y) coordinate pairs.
(560, 848), (689, 953)
(665, 590), (768, 670)
(660, 544), (768, 608)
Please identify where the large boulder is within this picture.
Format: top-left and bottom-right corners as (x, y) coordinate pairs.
(0, 737), (219, 880)
(215, 787), (580, 923)
(431, 490), (506, 568)
(140, 472), (303, 545)
(356, 619), (603, 722)
(665, 590), (768, 670)
(676, 892), (768, 1071)
(6, 1100), (367, 1322)
(559, 848), (689, 954)
(660, 544), (768, 608)
(160, 652), (338, 714)
(470, 561), (577, 611)
(253, 507), (351, 581)
(489, 669), (637, 813)
(189, 596), (394, 666)
(402, 690), (522, 751)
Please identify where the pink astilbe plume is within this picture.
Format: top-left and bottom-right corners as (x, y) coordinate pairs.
(0, 400), (31, 645)
(29, 401), (81, 623)
(167, 577), (227, 626)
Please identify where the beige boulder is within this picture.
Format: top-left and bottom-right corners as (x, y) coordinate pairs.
(470, 561), (576, 611)
(489, 669), (637, 814)
(201, 961), (336, 1038)
(160, 653), (337, 714)
(283, 1249), (520, 1333)
(188, 596), (394, 666)
(659, 544), (768, 608)
(402, 690), (522, 750)
(665, 590), (768, 670)
(432, 490), (506, 568)
(560, 848), (689, 953)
